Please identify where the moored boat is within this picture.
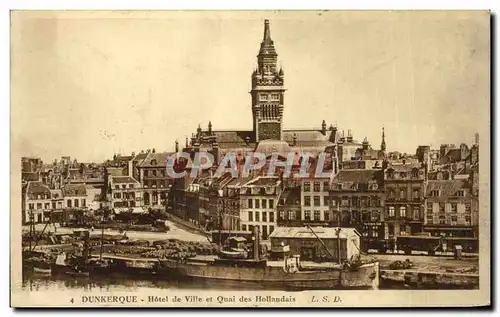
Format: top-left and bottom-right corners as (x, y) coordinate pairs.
(158, 226), (380, 290)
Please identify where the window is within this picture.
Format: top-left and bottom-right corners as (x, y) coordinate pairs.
(361, 211), (370, 222)
(456, 190), (465, 197)
(74, 199), (79, 208)
(324, 211), (330, 221)
(269, 225), (275, 234)
(371, 228), (379, 238)
(144, 170), (148, 177)
(388, 206), (395, 217)
(115, 185), (119, 189)
(430, 190), (440, 197)
(400, 206), (406, 218)
(52, 202), (56, 209)
(129, 184), (134, 189)
(152, 170), (157, 177)
(304, 196), (311, 206)
(271, 94), (280, 101)
(249, 225), (254, 232)
(371, 210), (380, 222)
(400, 172), (407, 179)
(287, 210), (295, 220)
(114, 193), (121, 199)
(122, 185), (126, 189)
(255, 212), (260, 222)
(304, 211), (311, 221)
(314, 196), (321, 206)
(313, 182), (321, 192)
(28, 203), (34, 210)
(451, 216), (458, 223)
(412, 169), (419, 178)
(412, 189), (420, 200)
(303, 182), (311, 192)
(323, 181), (329, 191)
(269, 212), (274, 222)
(262, 199), (267, 209)
(426, 214), (433, 224)
(161, 170), (165, 177)
(314, 210), (321, 221)
(260, 94), (268, 101)
(248, 211), (253, 222)
(451, 203), (457, 212)
(465, 216), (471, 225)
(400, 225), (407, 235)
(388, 189), (395, 199)
(427, 202), (433, 211)
(262, 212), (267, 222)
(413, 207), (420, 220)
(269, 199), (274, 209)
(439, 216), (446, 225)
(465, 203), (471, 212)
(341, 196), (349, 207)
(255, 199), (260, 209)
(279, 211), (284, 220)
(82, 199), (86, 207)
(439, 203), (445, 212)
(36, 203), (42, 209)
(399, 189), (406, 199)
(67, 200), (72, 208)
(44, 203), (50, 209)
(242, 224), (247, 231)
(248, 199), (253, 208)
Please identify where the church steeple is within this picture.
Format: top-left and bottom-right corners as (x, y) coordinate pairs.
(381, 127), (387, 152)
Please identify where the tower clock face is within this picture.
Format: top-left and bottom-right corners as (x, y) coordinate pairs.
(259, 123), (280, 140)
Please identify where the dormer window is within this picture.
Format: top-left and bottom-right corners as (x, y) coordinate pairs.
(412, 168), (420, 178)
(400, 172), (407, 179)
(456, 190), (465, 197)
(151, 159), (157, 166)
(387, 169), (395, 179)
(430, 190), (440, 197)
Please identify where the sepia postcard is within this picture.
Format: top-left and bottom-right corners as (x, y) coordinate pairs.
(10, 10), (491, 308)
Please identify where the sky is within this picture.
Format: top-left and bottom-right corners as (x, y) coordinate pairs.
(11, 11), (490, 163)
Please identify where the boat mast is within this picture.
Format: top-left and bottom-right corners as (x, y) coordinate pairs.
(99, 213), (105, 261)
(337, 202), (341, 264)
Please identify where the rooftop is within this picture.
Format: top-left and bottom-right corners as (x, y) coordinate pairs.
(111, 176), (139, 184)
(269, 226), (360, 240)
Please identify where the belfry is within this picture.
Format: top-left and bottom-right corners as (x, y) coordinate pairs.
(251, 19), (286, 142)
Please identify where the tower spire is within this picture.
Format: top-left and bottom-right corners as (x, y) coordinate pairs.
(381, 127), (387, 152)
(263, 19), (271, 42)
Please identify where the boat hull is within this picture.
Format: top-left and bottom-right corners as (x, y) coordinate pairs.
(159, 259), (379, 290)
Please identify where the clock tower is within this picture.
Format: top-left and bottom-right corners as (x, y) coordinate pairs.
(251, 19), (286, 142)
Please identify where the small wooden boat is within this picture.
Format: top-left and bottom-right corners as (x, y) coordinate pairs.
(33, 267), (52, 274)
